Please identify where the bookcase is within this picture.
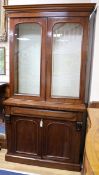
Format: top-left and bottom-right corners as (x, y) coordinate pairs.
(4, 3), (95, 171)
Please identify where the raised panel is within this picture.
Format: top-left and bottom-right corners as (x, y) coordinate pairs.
(45, 121), (71, 159)
(43, 118), (82, 163)
(43, 119), (73, 162)
(13, 116), (41, 157)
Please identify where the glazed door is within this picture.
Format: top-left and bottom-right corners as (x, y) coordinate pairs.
(46, 17), (88, 104)
(42, 118), (82, 163)
(12, 116), (42, 158)
(10, 18), (47, 100)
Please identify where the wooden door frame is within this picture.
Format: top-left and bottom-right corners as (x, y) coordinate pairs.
(46, 17), (89, 104)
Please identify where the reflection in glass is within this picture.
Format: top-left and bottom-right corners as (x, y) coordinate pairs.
(14, 23), (41, 95)
(51, 23), (83, 98)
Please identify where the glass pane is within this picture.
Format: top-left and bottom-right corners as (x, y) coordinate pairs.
(14, 23), (41, 96)
(51, 23), (83, 98)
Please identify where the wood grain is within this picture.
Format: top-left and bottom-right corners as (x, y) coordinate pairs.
(83, 108), (99, 175)
(3, 3), (96, 172)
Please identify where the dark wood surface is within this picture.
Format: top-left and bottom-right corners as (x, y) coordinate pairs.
(5, 154), (81, 171)
(0, 82), (8, 149)
(4, 3), (95, 14)
(42, 118), (82, 163)
(5, 104), (86, 171)
(13, 116), (41, 158)
(0, 82), (8, 120)
(4, 3), (95, 104)
(5, 110), (84, 171)
(4, 98), (86, 112)
(4, 3), (96, 171)
(0, 82), (8, 87)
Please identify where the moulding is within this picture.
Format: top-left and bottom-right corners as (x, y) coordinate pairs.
(89, 101), (99, 108)
(4, 3), (96, 13)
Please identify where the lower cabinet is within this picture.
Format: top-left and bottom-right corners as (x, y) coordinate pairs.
(5, 108), (85, 171)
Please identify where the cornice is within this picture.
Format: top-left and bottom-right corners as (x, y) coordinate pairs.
(4, 3), (96, 13)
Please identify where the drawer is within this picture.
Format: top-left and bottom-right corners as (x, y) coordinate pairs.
(10, 107), (83, 121)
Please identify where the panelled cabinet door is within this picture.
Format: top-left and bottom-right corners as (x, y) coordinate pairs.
(46, 17), (88, 103)
(10, 18), (47, 100)
(42, 118), (82, 163)
(12, 116), (42, 158)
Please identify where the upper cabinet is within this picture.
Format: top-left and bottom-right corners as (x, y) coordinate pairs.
(4, 3), (95, 105)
